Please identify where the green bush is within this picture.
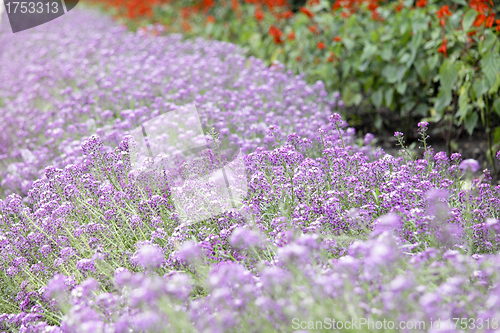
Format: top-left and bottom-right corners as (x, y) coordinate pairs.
(108, 0), (500, 162)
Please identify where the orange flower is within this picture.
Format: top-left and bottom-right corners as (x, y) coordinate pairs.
(317, 41), (326, 49)
(333, 36), (342, 42)
(269, 25), (284, 44)
(371, 10), (383, 21)
(367, 2), (378, 11)
(327, 52), (337, 62)
(255, 8), (264, 21)
(182, 21), (192, 32)
(300, 7), (315, 18)
(395, 3), (405, 12)
(206, 15), (215, 24)
(340, 11), (351, 18)
(309, 25), (319, 34)
(415, 0), (427, 7)
(436, 5), (452, 19)
(485, 14), (495, 28)
(469, 0), (489, 15)
(309, 0), (320, 5)
(296, 55), (302, 62)
(288, 30), (295, 41)
(202, 0), (215, 11)
(474, 13), (486, 27)
(283, 10), (294, 19)
(437, 38), (447, 57)
(231, 0), (239, 11)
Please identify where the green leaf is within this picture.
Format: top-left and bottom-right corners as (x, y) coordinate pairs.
(408, 32), (423, 68)
(371, 88), (383, 109)
(415, 104), (428, 117)
(399, 53), (411, 64)
(480, 32), (498, 55)
(364, 76), (375, 92)
(457, 84), (471, 122)
(428, 54), (440, 70)
(439, 59), (458, 93)
(352, 93), (363, 106)
(473, 80), (489, 98)
(435, 90), (452, 114)
(494, 99), (500, 117)
(361, 43), (378, 62)
(396, 66), (407, 82)
(462, 9), (477, 32)
(385, 88), (394, 107)
(396, 82), (408, 94)
(342, 38), (355, 51)
(382, 65), (398, 83)
(380, 44), (393, 62)
(493, 126), (500, 143)
(464, 112), (478, 135)
(481, 53), (499, 88)
(488, 73), (500, 95)
(414, 59), (430, 81)
(270, 47), (283, 64)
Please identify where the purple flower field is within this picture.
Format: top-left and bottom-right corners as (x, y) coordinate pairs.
(1, 8), (500, 333)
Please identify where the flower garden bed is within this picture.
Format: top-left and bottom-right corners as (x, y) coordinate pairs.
(0, 4), (500, 333)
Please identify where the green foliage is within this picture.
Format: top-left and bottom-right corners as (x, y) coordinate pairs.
(132, 0), (500, 139)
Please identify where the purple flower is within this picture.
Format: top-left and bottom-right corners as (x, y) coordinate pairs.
(134, 244), (164, 269)
(76, 258), (96, 272)
(459, 159), (480, 173)
(277, 244), (309, 264)
(175, 241), (203, 264)
(229, 227), (264, 250)
(329, 113), (342, 124)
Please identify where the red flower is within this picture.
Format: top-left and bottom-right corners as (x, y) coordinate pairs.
(206, 15), (215, 24)
(317, 41), (326, 49)
(327, 52), (337, 62)
(300, 7), (315, 18)
(269, 25), (284, 44)
(437, 38), (448, 57)
(333, 36), (342, 42)
(371, 10), (383, 21)
(255, 8), (265, 21)
(474, 13), (486, 27)
(309, 0), (320, 5)
(202, 0), (215, 10)
(469, 0), (489, 15)
(309, 25), (319, 34)
(367, 2), (378, 11)
(288, 30), (295, 41)
(296, 56), (302, 62)
(415, 0), (427, 7)
(485, 14), (495, 28)
(283, 10), (294, 19)
(436, 5), (452, 19)
(395, 3), (405, 12)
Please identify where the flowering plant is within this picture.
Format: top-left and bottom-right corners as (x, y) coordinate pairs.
(89, 0), (500, 157)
